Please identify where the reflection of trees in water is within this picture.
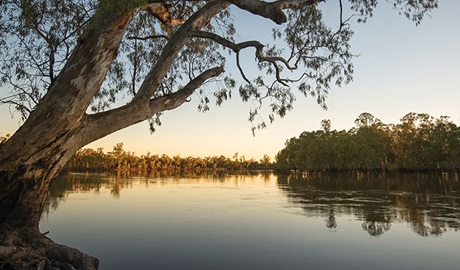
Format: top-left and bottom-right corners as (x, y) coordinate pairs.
(44, 170), (272, 217)
(277, 173), (460, 237)
(43, 172), (106, 218)
(362, 220), (391, 236)
(326, 207), (337, 231)
(44, 171), (459, 238)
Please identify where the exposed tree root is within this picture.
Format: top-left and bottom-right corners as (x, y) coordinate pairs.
(0, 228), (98, 270)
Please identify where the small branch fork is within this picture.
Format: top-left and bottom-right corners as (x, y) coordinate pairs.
(332, 0), (353, 39)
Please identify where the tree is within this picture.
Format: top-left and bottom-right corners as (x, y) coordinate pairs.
(0, 0), (438, 268)
(275, 112), (460, 172)
(260, 154), (271, 169)
(321, 119), (331, 133)
(354, 112), (382, 128)
(110, 142), (126, 170)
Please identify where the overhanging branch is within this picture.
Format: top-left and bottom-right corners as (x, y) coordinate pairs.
(148, 66), (224, 112)
(228, 0), (324, 24)
(83, 67), (224, 146)
(191, 30), (297, 85)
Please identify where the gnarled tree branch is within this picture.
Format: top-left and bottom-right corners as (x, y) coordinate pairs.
(148, 66), (224, 111)
(228, 0), (324, 24)
(82, 66), (224, 146)
(191, 30), (297, 85)
(145, 2), (186, 26)
(132, 1), (230, 104)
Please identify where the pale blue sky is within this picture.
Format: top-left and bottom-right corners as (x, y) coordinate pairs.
(1, 1), (459, 160)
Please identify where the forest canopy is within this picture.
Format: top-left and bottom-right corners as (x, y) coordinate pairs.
(275, 112), (460, 172)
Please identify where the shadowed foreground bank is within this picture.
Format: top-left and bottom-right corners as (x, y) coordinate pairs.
(0, 228), (98, 269)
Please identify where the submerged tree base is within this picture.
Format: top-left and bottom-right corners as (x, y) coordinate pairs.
(0, 228), (98, 270)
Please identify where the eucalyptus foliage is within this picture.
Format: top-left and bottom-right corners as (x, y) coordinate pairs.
(0, 0), (438, 130)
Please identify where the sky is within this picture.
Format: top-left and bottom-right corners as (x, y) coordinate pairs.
(1, 1), (459, 160)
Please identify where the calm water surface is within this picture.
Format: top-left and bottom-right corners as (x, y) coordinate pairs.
(40, 172), (460, 270)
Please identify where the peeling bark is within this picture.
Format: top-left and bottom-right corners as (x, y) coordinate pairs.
(146, 3), (185, 25)
(228, 0), (324, 24)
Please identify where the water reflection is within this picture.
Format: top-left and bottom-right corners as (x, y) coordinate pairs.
(42, 172), (460, 270)
(45, 172), (460, 238)
(44, 171), (268, 215)
(277, 173), (460, 237)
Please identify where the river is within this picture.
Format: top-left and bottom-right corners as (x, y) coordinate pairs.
(40, 172), (460, 270)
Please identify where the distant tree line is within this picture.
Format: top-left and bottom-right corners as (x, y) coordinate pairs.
(66, 143), (273, 172)
(275, 112), (460, 172)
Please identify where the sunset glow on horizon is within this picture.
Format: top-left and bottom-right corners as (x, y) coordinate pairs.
(1, 2), (459, 160)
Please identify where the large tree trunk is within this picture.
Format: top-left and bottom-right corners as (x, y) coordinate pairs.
(0, 124), (100, 269)
(0, 1), (228, 268)
(0, 130), (80, 228)
(0, 1), (137, 228)
(0, 4), (137, 268)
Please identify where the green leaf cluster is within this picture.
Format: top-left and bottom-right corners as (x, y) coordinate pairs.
(0, 0), (438, 130)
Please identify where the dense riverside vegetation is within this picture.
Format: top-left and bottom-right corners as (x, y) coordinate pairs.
(275, 112), (460, 172)
(5, 111), (459, 173)
(66, 143), (273, 171)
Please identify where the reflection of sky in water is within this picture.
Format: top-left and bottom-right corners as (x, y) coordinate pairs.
(41, 173), (460, 270)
